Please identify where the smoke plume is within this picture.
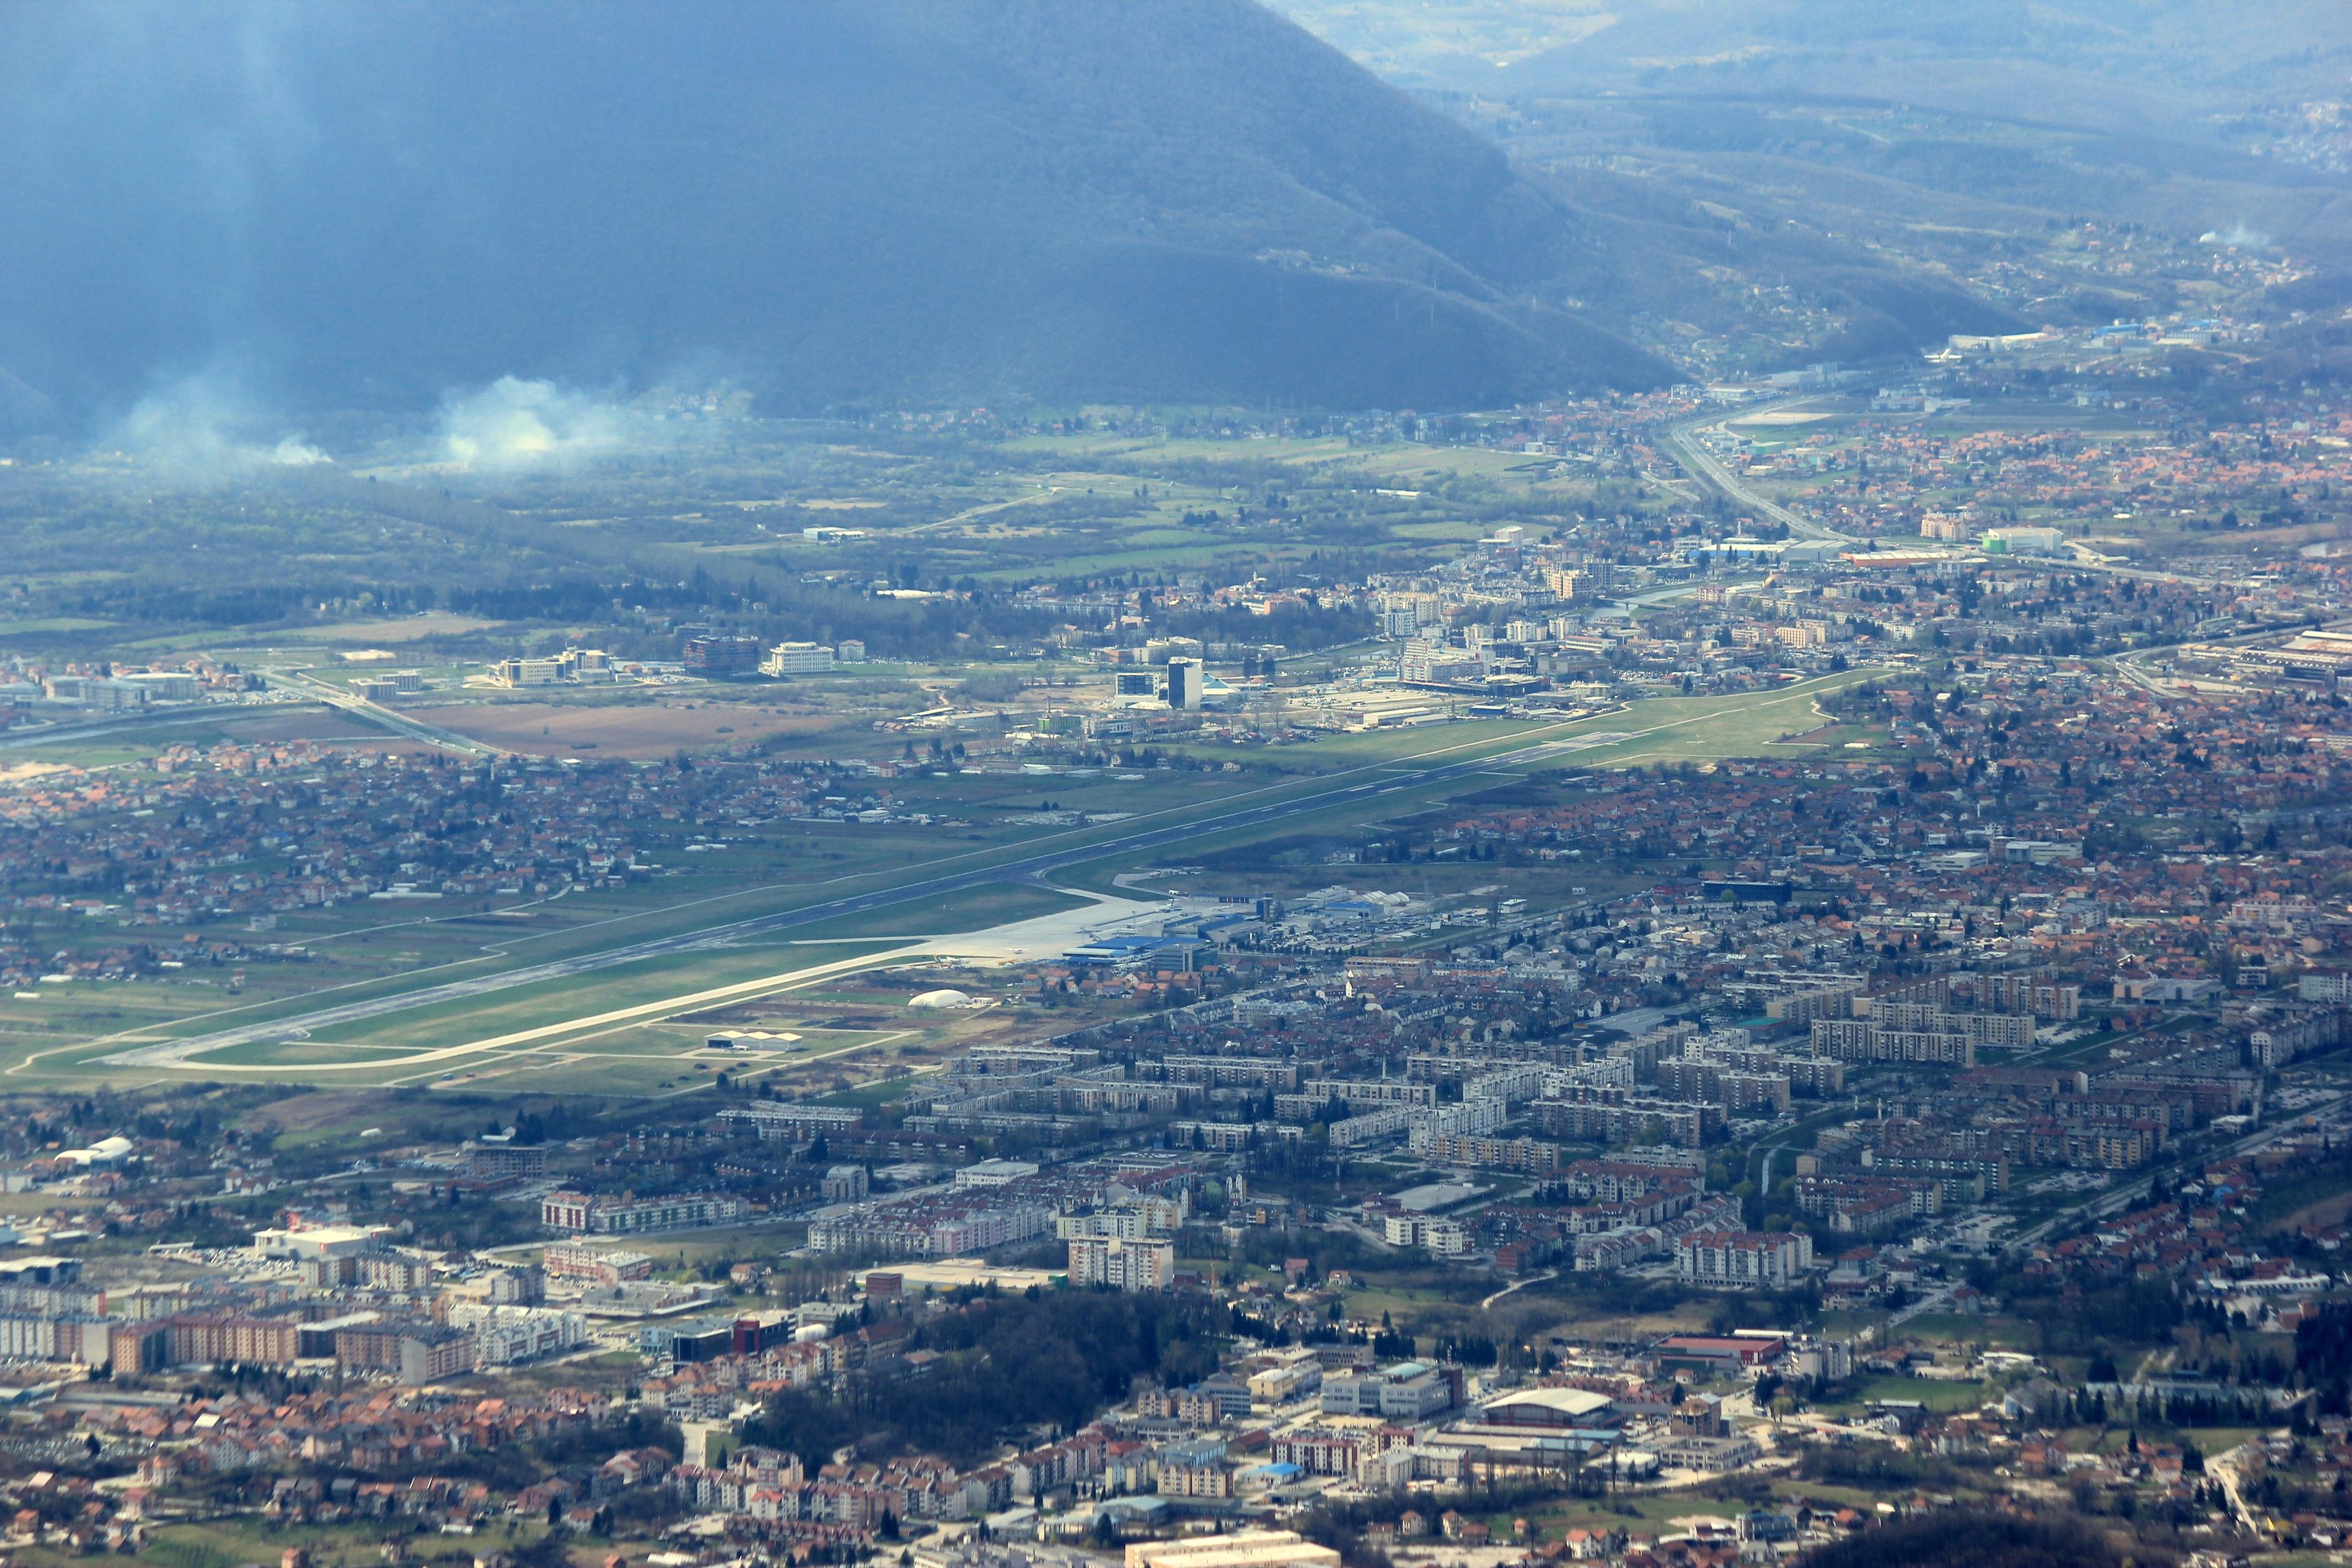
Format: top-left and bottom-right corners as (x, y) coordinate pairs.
(103, 371), (333, 474)
(436, 377), (681, 474)
(2198, 221), (2271, 249)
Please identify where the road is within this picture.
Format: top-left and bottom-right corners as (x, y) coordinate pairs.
(1885, 1284), (1954, 1330)
(99, 689), (1825, 1068)
(1662, 406), (1848, 543)
(0, 701), (304, 754)
(1664, 404), (2233, 587)
(272, 669), (503, 757)
(0, 676), (499, 761)
(1741, 1102), (1863, 1224)
(2009, 1088), (2352, 1249)
(2208, 1439), (2256, 1531)
(2111, 614), (2352, 699)
(1479, 1270), (1558, 1311)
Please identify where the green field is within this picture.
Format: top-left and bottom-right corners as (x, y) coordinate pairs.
(0, 615), (115, 637)
(120, 1518), (573, 1568)
(1104, 673), (1879, 876)
(1825, 1374), (1995, 1415)
(1896, 1313), (2041, 1351)
(819, 1071), (933, 1109)
(1000, 432), (1539, 480)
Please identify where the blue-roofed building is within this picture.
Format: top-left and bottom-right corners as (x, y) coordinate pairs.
(1064, 932), (1201, 971)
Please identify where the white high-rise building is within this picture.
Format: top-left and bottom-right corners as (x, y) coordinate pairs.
(1676, 1229), (1814, 1287)
(763, 642), (835, 676)
(1067, 1235), (1174, 1291)
(1164, 657), (1202, 710)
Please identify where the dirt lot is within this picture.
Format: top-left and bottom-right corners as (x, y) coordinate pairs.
(415, 698), (841, 759)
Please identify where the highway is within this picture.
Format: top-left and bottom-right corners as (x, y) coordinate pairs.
(2110, 614), (2352, 699)
(97, 696), (1746, 1068)
(271, 669), (503, 757)
(0, 673), (499, 761)
(1664, 403), (2234, 588)
(0, 702), (302, 755)
(1662, 405), (1849, 543)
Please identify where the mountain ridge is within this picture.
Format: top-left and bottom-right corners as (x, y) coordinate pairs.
(0, 0), (1681, 428)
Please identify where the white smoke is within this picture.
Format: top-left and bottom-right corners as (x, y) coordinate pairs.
(2198, 221), (2270, 249)
(268, 437), (330, 466)
(437, 376), (662, 473)
(104, 371), (334, 473)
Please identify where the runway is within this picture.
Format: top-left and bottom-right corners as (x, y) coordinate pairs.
(97, 678), (1851, 1071)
